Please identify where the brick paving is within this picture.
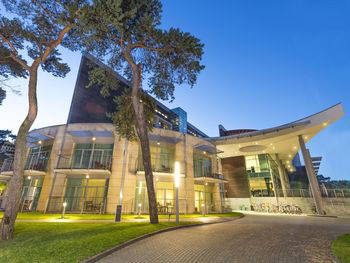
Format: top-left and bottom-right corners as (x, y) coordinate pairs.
(98, 214), (350, 263)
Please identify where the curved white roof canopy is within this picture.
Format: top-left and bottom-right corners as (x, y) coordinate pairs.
(209, 103), (344, 170)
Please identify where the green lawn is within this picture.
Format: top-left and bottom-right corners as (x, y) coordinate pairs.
(0, 222), (196, 263)
(0, 211), (242, 221)
(332, 233), (350, 263)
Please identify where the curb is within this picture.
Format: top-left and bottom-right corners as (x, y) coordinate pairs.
(83, 214), (244, 263)
(306, 214), (338, 218)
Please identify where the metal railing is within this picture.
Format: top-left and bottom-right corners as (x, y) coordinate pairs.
(194, 173), (225, 180)
(47, 196), (107, 213)
(137, 156), (174, 173)
(321, 188), (350, 198)
(1, 151), (50, 173)
(56, 154), (112, 171)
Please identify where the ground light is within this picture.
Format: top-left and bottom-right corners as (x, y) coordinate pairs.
(61, 201), (67, 219)
(174, 161), (180, 224)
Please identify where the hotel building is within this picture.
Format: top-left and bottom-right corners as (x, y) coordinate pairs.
(0, 54), (345, 215)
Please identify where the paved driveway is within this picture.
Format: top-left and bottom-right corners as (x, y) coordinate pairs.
(98, 214), (350, 263)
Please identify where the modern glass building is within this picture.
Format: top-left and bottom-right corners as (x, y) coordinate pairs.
(0, 54), (345, 215)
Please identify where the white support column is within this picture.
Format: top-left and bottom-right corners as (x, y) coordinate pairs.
(275, 154), (288, 197)
(298, 135), (325, 215)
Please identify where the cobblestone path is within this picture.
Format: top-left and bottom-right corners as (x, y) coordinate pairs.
(98, 214), (350, 263)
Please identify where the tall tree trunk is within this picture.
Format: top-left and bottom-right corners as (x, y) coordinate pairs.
(131, 63), (159, 224)
(0, 65), (39, 240)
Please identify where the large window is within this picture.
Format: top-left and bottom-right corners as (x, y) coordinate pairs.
(72, 143), (113, 169)
(138, 143), (175, 173)
(193, 153), (212, 178)
(25, 145), (52, 171)
(245, 154), (281, 197)
(194, 184), (213, 213)
(64, 177), (108, 213)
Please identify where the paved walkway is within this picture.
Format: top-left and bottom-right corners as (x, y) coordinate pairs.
(98, 214), (350, 263)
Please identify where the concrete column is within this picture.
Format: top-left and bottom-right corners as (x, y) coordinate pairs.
(184, 135), (195, 213)
(106, 135), (123, 213)
(275, 154), (289, 197)
(298, 135), (325, 215)
(37, 125), (66, 212)
(213, 182), (222, 212)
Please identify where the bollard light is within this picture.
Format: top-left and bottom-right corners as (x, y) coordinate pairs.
(61, 202), (67, 219)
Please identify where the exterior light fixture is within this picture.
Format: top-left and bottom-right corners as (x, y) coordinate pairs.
(205, 182), (208, 186)
(293, 146), (297, 150)
(92, 137), (96, 141)
(156, 177), (159, 181)
(323, 122), (328, 126)
(138, 203), (142, 216)
(86, 175), (89, 179)
(61, 201), (67, 219)
(157, 142), (160, 145)
(174, 161), (180, 224)
(270, 143), (273, 146)
(255, 142), (258, 145)
(27, 176), (31, 180)
(203, 151), (206, 155)
(288, 154), (292, 158)
(138, 181), (142, 194)
(304, 135), (308, 139)
(38, 140), (42, 144)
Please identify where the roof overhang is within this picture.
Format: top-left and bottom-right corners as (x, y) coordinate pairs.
(209, 103), (344, 170)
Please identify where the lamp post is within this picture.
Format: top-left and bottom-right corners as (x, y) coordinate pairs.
(61, 201), (67, 219)
(174, 161), (180, 224)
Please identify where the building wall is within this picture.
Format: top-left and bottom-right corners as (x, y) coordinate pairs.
(16, 123), (223, 214)
(221, 156), (250, 198)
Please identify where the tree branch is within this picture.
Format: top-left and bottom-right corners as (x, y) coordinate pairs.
(0, 33), (30, 71)
(39, 24), (72, 63)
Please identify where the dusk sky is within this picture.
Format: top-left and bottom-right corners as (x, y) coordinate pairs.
(1, 1), (349, 180)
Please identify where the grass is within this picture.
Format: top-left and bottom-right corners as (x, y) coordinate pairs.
(0, 222), (197, 263)
(0, 211), (242, 221)
(332, 233), (350, 263)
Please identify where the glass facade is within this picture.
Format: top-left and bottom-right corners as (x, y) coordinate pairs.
(25, 145), (52, 171)
(138, 142), (175, 173)
(134, 179), (175, 213)
(64, 177), (108, 213)
(71, 143), (113, 170)
(193, 152), (212, 178)
(245, 154), (281, 197)
(194, 183), (214, 213)
(21, 176), (43, 211)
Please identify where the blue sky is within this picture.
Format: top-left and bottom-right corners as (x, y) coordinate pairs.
(1, 1), (349, 180)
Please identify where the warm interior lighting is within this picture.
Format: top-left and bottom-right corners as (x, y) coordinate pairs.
(323, 122), (328, 126)
(174, 161), (180, 188)
(138, 181), (142, 194)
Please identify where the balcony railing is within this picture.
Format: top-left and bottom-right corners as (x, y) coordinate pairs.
(1, 151), (50, 173)
(137, 156), (174, 173)
(57, 153), (112, 171)
(194, 173), (225, 180)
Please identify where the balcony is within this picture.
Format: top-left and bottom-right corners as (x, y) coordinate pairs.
(56, 153), (112, 172)
(137, 156), (174, 174)
(194, 173), (226, 182)
(1, 151), (50, 174)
